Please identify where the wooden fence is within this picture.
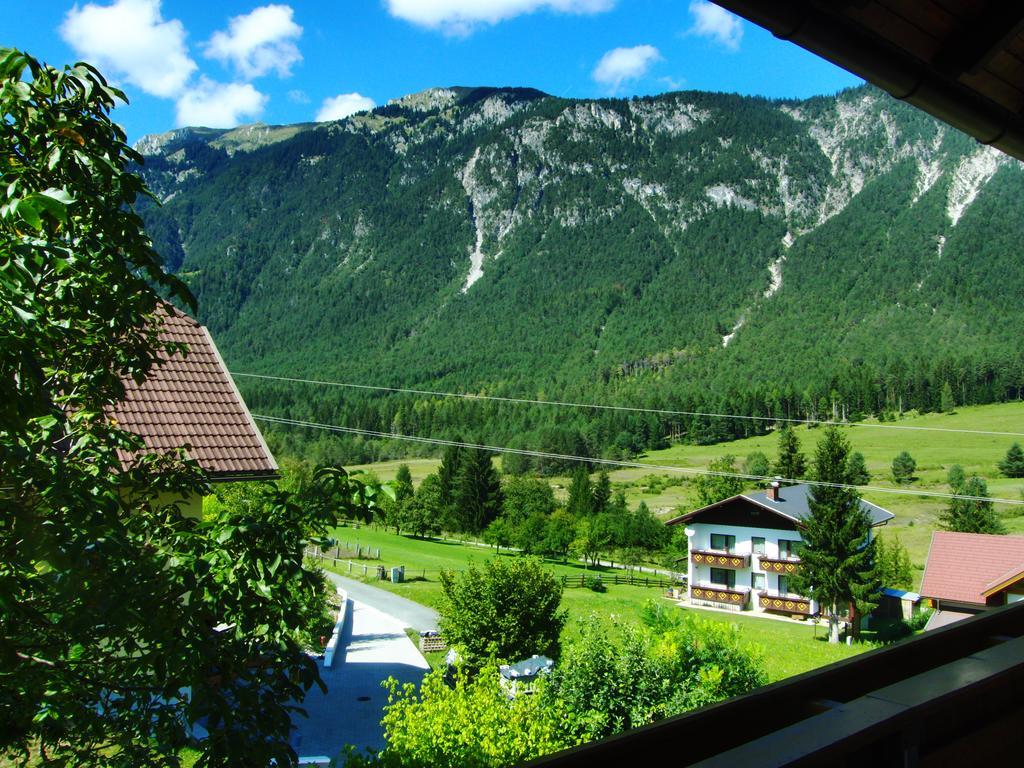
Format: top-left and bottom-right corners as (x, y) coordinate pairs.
(560, 573), (681, 589)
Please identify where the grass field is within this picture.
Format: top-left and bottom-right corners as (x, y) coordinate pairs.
(319, 525), (868, 682)
(352, 402), (1024, 582)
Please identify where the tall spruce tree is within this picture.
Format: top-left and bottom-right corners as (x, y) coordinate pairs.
(454, 448), (503, 534)
(789, 427), (878, 643)
(592, 470), (612, 515)
(773, 425), (807, 484)
(998, 443), (1024, 478)
(438, 441), (464, 507)
(567, 466), (594, 517)
(940, 474), (1004, 534)
(394, 463), (414, 503)
(847, 451), (871, 485)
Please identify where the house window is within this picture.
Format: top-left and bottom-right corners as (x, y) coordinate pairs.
(710, 568), (736, 589)
(752, 536), (765, 555)
(710, 533), (736, 553)
(779, 539), (803, 559)
(752, 572), (765, 592)
(778, 575), (789, 595)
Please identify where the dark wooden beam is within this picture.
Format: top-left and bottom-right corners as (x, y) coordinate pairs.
(933, 7), (1024, 78)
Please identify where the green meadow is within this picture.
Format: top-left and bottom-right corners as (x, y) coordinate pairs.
(319, 525), (864, 682)
(352, 402), (1024, 581)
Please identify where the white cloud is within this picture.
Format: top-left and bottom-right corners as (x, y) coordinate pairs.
(60, 0), (196, 98)
(205, 4), (302, 79)
(385, 0), (615, 36)
(175, 77), (267, 127)
(316, 93), (376, 122)
(592, 45), (661, 92)
(287, 89), (310, 104)
(687, 1), (743, 51)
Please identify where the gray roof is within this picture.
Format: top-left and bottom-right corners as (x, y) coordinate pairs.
(744, 484), (894, 527)
(500, 655), (554, 680)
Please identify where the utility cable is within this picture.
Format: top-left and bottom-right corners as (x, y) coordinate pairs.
(252, 413), (1024, 506)
(232, 371), (1024, 438)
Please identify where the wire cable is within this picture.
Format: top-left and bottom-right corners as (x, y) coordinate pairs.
(252, 413), (1024, 506)
(233, 371), (1024, 438)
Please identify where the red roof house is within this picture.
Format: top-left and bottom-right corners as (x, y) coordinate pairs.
(110, 307), (278, 485)
(920, 531), (1024, 629)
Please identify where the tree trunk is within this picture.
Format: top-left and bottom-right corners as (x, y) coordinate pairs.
(828, 609), (840, 643)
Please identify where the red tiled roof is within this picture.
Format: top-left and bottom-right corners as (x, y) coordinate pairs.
(920, 531), (1024, 605)
(110, 307), (277, 480)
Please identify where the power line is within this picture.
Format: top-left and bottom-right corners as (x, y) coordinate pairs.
(232, 371), (1024, 438)
(252, 413), (1024, 506)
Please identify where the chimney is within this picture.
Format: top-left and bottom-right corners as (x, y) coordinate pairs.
(767, 479), (781, 502)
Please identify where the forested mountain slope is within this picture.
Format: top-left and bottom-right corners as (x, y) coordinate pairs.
(137, 85), (1024, 463)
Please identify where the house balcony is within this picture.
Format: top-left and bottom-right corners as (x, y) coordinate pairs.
(690, 583), (750, 608)
(758, 555), (801, 575)
(690, 550), (750, 569)
(758, 591), (814, 615)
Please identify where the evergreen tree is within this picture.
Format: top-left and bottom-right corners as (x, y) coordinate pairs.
(789, 427), (878, 643)
(742, 451), (772, 486)
(395, 463), (414, 503)
(947, 464), (966, 493)
(997, 442), (1024, 478)
(694, 455), (744, 506)
(940, 381), (955, 413)
(592, 470), (612, 515)
(891, 451), (917, 484)
(847, 451), (870, 485)
(873, 535), (913, 590)
(940, 475), (1005, 534)
(773, 425), (807, 484)
(567, 466), (594, 517)
(438, 441), (464, 507)
(454, 448), (503, 535)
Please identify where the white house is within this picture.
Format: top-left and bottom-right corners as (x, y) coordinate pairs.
(666, 483), (894, 617)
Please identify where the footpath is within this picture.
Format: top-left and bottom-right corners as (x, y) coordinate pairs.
(290, 577), (435, 763)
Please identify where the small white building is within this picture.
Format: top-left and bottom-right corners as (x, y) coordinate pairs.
(666, 483), (894, 618)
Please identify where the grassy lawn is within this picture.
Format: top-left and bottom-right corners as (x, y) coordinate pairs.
(318, 527), (872, 683)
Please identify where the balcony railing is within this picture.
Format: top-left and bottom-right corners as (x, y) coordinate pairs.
(690, 583), (750, 607)
(690, 549), (750, 569)
(759, 555), (801, 575)
(758, 591), (813, 615)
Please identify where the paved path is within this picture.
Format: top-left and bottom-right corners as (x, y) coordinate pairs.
(291, 598), (431, 762)
(324, 572), (439, 632)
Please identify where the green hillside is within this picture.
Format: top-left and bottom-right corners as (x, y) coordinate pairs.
(135, 84), (1024, 465)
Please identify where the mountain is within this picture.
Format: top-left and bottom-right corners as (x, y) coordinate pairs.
(135, 85), (1024, 465)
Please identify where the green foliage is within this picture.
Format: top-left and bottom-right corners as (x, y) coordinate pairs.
(890, 451), (917, 484)
(400, 474), (443, 539)
(742, 451), (772, 486)
(453, 448), (503, 535)
(132, 83), (1024, 467)
(567, 466), (594, 517)
(693, 454), (744, 506)
(789, 428), (879, 642)
(874, 535), (914, 590)
(846, 451), (871, 485)
(998, 442), (1024, 478)
(773, 426), (807, 483)
(343, 667), (577, 768)
(592, 471), (612, 515)
(548, 615), (767, 742)
(940, 381), (955, 413)
(438, 558), (566, 669)
(395, 463), (414, 502)
(0, 48), (350, 766)
(940, 474), (1004, 534)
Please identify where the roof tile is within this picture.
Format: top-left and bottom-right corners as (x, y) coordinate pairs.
(920, 531), (1024, 605)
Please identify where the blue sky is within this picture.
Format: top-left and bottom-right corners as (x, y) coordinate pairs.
(15, 1), (862, 141)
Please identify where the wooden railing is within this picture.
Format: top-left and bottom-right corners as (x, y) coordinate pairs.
(758, 592), (813, 615)
(561, 573), (680, 589)
(690, 584), (749, 608)
(758, 555), (801, 575)
(690, 550), (750, 569)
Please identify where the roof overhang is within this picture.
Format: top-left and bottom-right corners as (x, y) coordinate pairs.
(713, 1), (1024, 162)
(982, 567), (1024, 598)
(665, 492), (803, 527)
